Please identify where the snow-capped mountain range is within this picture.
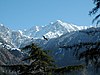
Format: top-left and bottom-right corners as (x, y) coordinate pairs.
(0, 19), (89, 65)
(23, 20), (87, 39)
(0, 20), (100, 75)
(34, 27), (100, 75)
(0, 20), (87, 48)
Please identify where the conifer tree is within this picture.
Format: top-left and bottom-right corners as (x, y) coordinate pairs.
(21, 43), (55, 75)
(60, 41), (100, 71)
(89, 0), (100, 25)
(0, 43), (84, 75)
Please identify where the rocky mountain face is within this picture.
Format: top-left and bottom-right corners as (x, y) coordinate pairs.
(0, 24), (27, 74)
(1, 20), (100, 75)
(0, 46), (22, 65)
(23, 20), (87, 39)
(0, 24), (27, 65)
(0, 20), (88, 64)
(0, 20), (87, 48)
(36, 27), (100, 65)
(33, 27), (100, 75)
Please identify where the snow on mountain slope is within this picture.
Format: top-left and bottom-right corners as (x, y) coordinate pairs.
(0, 24), (32, 48)
(33, 27), (100, 75)
(33, 27), (100, 64)
(11, 30), (32, 48)
(0, 24), (12, 44)
(0, 24), (28, 66)
(23, 20), (87, 39)
(0, 20), (87, 48)
(0, 21), (99, 75)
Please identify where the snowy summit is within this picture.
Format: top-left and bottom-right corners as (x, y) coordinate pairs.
(23, 20), (87, 39)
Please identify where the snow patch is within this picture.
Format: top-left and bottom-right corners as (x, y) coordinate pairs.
(11, 48), (21, 51)
(0, 24), (4, 26)
(18, 30), (23, 35)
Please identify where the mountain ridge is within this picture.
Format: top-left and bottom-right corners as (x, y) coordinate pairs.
(0, 21), (100, 75)
(23, 20), (88, 39)
(0, 20), (87, 47)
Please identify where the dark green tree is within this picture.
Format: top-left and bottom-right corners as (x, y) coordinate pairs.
(60, 41), (100, 71)
(0, 43), (84, 75)
(89, 0), (100, 25)
(21, 43), (55, 75)
(0, 43), (55, 75)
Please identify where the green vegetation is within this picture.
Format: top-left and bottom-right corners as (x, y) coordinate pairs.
(0, 43), (84, 75)
(0, 0), (100, 75)
(89, 0), (100, 25)
(60, 40), (100, 72)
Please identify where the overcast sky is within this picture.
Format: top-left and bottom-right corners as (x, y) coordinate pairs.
(0, 0), (95, 30)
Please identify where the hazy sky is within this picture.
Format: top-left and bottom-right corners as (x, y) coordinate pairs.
(0, 0), (94, 30)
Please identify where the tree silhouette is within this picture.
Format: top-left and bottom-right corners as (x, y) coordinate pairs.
(60, 41), (100, 72)
(89, 0), (100, 25)
(0, 43), (84, 75)
(21, 43), (55, 75)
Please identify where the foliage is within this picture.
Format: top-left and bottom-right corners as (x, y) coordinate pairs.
(0, 64), (84, 75)
(60, 41), (100, 71)
(89, 0), (100, 25)
(20, 43), (55, 75)
(0, 43), (84, 75)
(53, 65), (84, 74)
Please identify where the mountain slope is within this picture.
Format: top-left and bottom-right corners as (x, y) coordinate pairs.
(0, 24), (27, 65)
(0, 21), (99, 75)
(0, 20), (87, 48)
(33, 27), (100, 75)
(23, 20), (87, 39)
(0, 20), (88, 65)
(0, 21), (89, 63)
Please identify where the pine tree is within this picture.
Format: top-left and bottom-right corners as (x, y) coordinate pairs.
(89, 0), (100, 25)
(60, 41), (100, 72)
(21, 43), (55, 75)
(0, 43), (84, 75)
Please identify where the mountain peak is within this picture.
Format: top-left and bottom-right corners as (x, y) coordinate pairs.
(22, 20), (88, 39)
(0, 21), (88, 48)
(0, 24), (4, 27)
(55, 20), (63, 24)
(56, 20), (62, 23)
(49, 20), (62, 25)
